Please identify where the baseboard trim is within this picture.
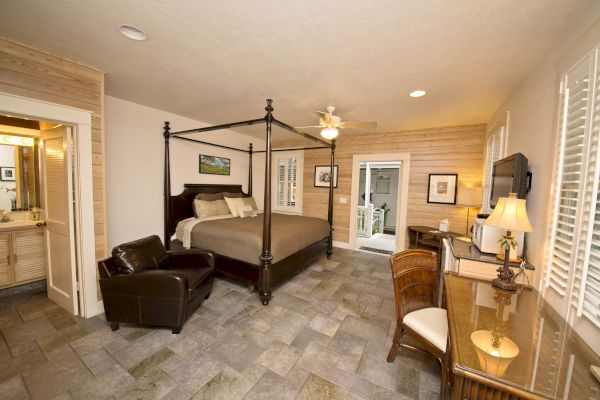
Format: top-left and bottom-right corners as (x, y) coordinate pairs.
(333, 241), (351, 249)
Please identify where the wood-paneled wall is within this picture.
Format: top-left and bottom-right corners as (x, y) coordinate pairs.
(0, 38), (106, 260)
(279, 124), (486, 243)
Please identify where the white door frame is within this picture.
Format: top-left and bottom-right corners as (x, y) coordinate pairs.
(349, 153), (410, 252)
(0, 91), (98, 317)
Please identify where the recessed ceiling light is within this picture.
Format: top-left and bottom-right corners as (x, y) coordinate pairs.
(409, 90), (426, 98)
(119, 24), (147, 41)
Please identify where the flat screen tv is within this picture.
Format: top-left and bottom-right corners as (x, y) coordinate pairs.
(490, 153), (531, 208)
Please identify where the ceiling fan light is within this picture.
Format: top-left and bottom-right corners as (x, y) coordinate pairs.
(320, 127), (339, 140)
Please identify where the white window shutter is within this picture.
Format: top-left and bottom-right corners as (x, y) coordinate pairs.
(272, 151), (303, 214)
(546, 54), (594, 296)
(277, 160), (286, 207)
(482, 127), (505, 213)
(575, 49), (600, 325)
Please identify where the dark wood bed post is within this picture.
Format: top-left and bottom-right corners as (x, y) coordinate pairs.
(248, 143), (253, 196)
(327, 139), (336, 258)
(259, 99), (274, 305)
(163, 121), (172, 250)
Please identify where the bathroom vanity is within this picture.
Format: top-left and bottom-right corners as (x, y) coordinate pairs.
(0, 219), (45, 288)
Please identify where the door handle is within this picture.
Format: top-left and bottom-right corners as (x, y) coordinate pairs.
(36, 221), (47, 227)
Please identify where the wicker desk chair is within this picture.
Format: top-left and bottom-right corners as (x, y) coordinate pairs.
(386, 249), (449, 398)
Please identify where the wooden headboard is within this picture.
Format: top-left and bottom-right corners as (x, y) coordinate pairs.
(166, 183), (247, 239)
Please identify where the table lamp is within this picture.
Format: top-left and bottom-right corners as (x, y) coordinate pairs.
(456, 186), (483, 239)
(485, 193), (532, 291)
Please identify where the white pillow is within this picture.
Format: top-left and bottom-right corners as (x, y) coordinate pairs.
(224, 196), (246, 217)
(237, 205), (256, 218)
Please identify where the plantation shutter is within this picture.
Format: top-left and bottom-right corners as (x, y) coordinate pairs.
(546, 54), (594, 296)
(276, 160), (286, 207)
(575, 50), (600, 325)
(482, 127), (505, 213)
(287, 157), (297, 207)
(273, 151), (303, 214)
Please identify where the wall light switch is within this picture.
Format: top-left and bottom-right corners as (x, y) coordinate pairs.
(339, 197), (348, 204)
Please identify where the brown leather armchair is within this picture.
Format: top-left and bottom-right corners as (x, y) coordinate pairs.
(98, 235), (215, 334)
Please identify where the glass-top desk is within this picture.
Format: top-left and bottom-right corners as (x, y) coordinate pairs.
(444, 274), (600, 399)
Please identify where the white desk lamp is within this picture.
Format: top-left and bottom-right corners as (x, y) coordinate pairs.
(485, 193), (532, 291)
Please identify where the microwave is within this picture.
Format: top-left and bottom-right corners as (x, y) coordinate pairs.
(472, 218), (524, 257)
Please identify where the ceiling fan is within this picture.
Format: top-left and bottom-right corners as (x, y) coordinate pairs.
(296, 106), (377, 140)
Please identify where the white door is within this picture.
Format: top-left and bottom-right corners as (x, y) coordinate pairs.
(41, 125), (78, 315)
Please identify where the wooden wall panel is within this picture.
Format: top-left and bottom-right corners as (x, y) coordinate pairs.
(278, 124), (485, 243)
(0, 38), (107, 261)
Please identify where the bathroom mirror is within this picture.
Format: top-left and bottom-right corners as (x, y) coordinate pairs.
(0, 139), (40, 211)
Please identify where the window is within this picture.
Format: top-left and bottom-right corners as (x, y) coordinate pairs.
(482, 127), (505, 213)
(546, 46), (600, 328)
(272, 150), (303, 214)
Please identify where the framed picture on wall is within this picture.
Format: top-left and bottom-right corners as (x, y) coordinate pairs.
(314, 165), (338, 188)
(427, 173), (457, 204)
(0, 167), (15, 181)
(199, 154), (230, 175)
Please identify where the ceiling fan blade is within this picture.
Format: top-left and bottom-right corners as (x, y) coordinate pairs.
(340, 122), (377, 129)
(294, 125), (323, 129)
(317, 111), (332, 124)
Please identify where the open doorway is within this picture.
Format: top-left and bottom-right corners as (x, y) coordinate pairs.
(0, 114), (81, 315)
(356, 162), (401, 254)
(349, 153), (410, 256)
(0, 92), (98, 317)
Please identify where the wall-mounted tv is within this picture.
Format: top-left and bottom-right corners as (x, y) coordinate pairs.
(490, 153), (531, 208)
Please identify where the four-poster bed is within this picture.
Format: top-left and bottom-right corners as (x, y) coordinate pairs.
(163, 99), (336, 305)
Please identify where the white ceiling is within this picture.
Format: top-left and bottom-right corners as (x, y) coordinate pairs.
(0, 0), (594, 140)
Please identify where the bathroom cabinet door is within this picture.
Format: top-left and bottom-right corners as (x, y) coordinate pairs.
(13, 228), (46, 283)
(0, 233), (11, 287)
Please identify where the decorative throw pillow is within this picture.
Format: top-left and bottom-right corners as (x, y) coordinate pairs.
(242, 196), (258, 210)
(237, 205), (256, 218)
(194, 199), (231, 218)
(224, 196), (246, 217)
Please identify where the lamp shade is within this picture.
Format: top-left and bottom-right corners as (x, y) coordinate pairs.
(486, 193), (533, 232)
(456, 186), (483, 207)
(471, 330), (520, 377)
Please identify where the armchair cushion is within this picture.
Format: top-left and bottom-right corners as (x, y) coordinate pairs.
(403, 307), (448, 352)
(112, 235), (168, 274)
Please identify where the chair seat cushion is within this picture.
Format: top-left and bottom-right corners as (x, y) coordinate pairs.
(403, 307), (448, 352)
(171, 266), (213, 300)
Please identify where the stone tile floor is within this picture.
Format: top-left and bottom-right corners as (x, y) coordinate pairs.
(0, 249), (441, 400)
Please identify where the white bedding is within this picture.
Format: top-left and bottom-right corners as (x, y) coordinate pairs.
(172, 214), (234, 249)
(172, 211), (265, 249)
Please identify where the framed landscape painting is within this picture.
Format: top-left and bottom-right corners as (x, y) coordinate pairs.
(427, 173), (457, 204)
(199, 154), (230, 175)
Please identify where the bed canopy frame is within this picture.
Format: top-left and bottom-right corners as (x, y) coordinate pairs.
(163, 99), (335, 305)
